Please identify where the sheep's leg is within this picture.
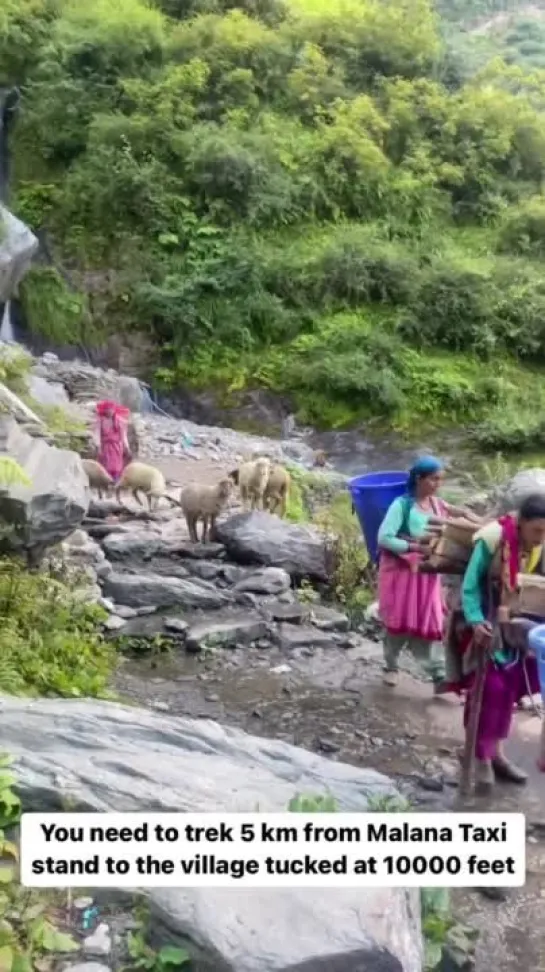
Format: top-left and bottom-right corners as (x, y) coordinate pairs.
(97, 488), (103, 501)
(208, 514), (217, 541)
(201, 516), (209, 544)
(115, 487), (123, 505)
(240, 485), (250, 511)
(132, 488), (144, 507)
(280, 489), (288, 518)
(186, 514), (198, 544)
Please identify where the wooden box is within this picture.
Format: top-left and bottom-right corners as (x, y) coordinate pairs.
(426, 518), (483, 573)
(514, 573), (545, 620)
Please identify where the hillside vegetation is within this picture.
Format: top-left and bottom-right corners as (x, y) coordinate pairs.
(4, 0), (545, 448)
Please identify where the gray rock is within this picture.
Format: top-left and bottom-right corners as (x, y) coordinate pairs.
(185, 612), (270, 652)
(234, 566), (291, 595)
(0, 205), (38, 300)
(64, 965), (110, 972)
(83, 923), (111, 958)
(171, 541), (225, 560)
(115, 605), (138, 619)
(98, 597), (116, 614)
(103, 615), (126, 631)
(95, 560), (113, 580)
(102, 532), (168, 560)
(264, 602), (309, 624)
(495, 469), (545, 514)
(35, 358), (144, 412)
(3, 697), (421, 972)
(182, 559), (223, 582)
(152, 885), (421, 972)
(216, 512), (328, 581)
(163, 617), (189, 636)
(310, 604), (350, 632)
(278, 624), (335, 650)
(102, 572), (231, 610)
(28, 373), (70, 409)
(123, 557), (190, 581)
(0, 416), (90, 555)
(61, 529), (105, 567)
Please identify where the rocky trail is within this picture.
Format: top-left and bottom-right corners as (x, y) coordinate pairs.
(2, 351), (545, 971)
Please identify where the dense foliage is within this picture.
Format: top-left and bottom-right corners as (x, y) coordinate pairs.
(4, 0), (545, 443)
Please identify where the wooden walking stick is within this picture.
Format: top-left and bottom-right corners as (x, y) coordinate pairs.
(459, 638), (487, 796)
(460, 572), (499, 796)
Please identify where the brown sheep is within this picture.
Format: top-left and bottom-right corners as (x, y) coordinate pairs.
(229, 457), (271, 512)
(82, 459), (114, 500)
(264, 463), (291, 518)
(115, 461), (181, 512)
(180, 478), (233, 543)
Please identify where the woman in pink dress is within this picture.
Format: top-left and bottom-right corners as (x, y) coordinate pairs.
(94, 401), (131, 482)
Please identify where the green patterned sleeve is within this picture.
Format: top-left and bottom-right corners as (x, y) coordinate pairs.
(461, 539), (493, 626)
(378, 497), (409, 555)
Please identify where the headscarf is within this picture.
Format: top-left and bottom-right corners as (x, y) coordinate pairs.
(406, 455), (443, 498)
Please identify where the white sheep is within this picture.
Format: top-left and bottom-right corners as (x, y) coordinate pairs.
(82, 459), (114, 500)
(264, 463), (291, 518)
(229, 457), (271, 512)
(180, 478), (233, 543)
(115, 461), (180, 512)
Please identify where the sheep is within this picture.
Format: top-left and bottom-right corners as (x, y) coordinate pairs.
(264, 463), (291, 518)
(229, 456), (271, 512)
(115, 461), (181, 512)
(82, 459), (114, 500)
(180, 478), (233, 543)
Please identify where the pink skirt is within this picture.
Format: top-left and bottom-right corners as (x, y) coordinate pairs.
(378, 550), (445, 642)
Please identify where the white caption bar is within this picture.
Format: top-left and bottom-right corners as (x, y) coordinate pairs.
(20, 811), (526, 888)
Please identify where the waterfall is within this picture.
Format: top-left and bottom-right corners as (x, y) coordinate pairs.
(0, 301), (15, 343)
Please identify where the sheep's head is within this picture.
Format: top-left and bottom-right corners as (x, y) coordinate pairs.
(255, 457), (271, 476)
(217, 478), (234, 501)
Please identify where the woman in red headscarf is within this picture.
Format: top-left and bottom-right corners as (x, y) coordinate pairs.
(94, 401), (131, 482)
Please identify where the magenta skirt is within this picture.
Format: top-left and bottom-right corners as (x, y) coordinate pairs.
(378, 550), (445, 642)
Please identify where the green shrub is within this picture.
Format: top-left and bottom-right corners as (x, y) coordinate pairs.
(471, 410), (545, 453)
(0, 348), (32, 395)
(0, 561), (113, 697)
(310, 239), (418, 308)
(19, 267), (91, 346)
(498, 199), (545, 257)
(399, 263), (499, 357)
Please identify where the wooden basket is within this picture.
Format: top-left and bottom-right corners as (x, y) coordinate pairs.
(513, 573), (545, 619)
(425, 518), (483, 573)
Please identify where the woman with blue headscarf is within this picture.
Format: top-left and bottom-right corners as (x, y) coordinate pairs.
(377, 456), (478, 691)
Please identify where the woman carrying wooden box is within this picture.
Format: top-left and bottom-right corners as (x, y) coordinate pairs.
(444, 493), (545, 792)
(377, 455), (480, 692)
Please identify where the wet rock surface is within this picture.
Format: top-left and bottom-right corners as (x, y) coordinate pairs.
(0, 416), (90, 555)
(216, 511), (329, 580)
(2, 696), (422, 972)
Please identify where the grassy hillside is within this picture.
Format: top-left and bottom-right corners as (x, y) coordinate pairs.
(4, 0), (545, 449)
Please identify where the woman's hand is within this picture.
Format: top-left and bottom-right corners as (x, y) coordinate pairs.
(408, 540), (430, 555)
(473, 621), (493, 650)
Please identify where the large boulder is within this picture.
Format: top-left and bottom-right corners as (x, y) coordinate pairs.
(494, 468), (545, 515)
(33, 357), (145, 411)
(216, 512), (329, 581)
(0, 205), (38, 300)
(2, 696), (422, 972)
(102, 570), (232, 610)
(0, 416), (90, 555)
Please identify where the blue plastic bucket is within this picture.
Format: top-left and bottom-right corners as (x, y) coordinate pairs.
(349, 471), (407, 563)
(528, 624), (545, 704)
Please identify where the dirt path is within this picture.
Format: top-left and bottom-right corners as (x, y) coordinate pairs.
(114, 631), (545, 972)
